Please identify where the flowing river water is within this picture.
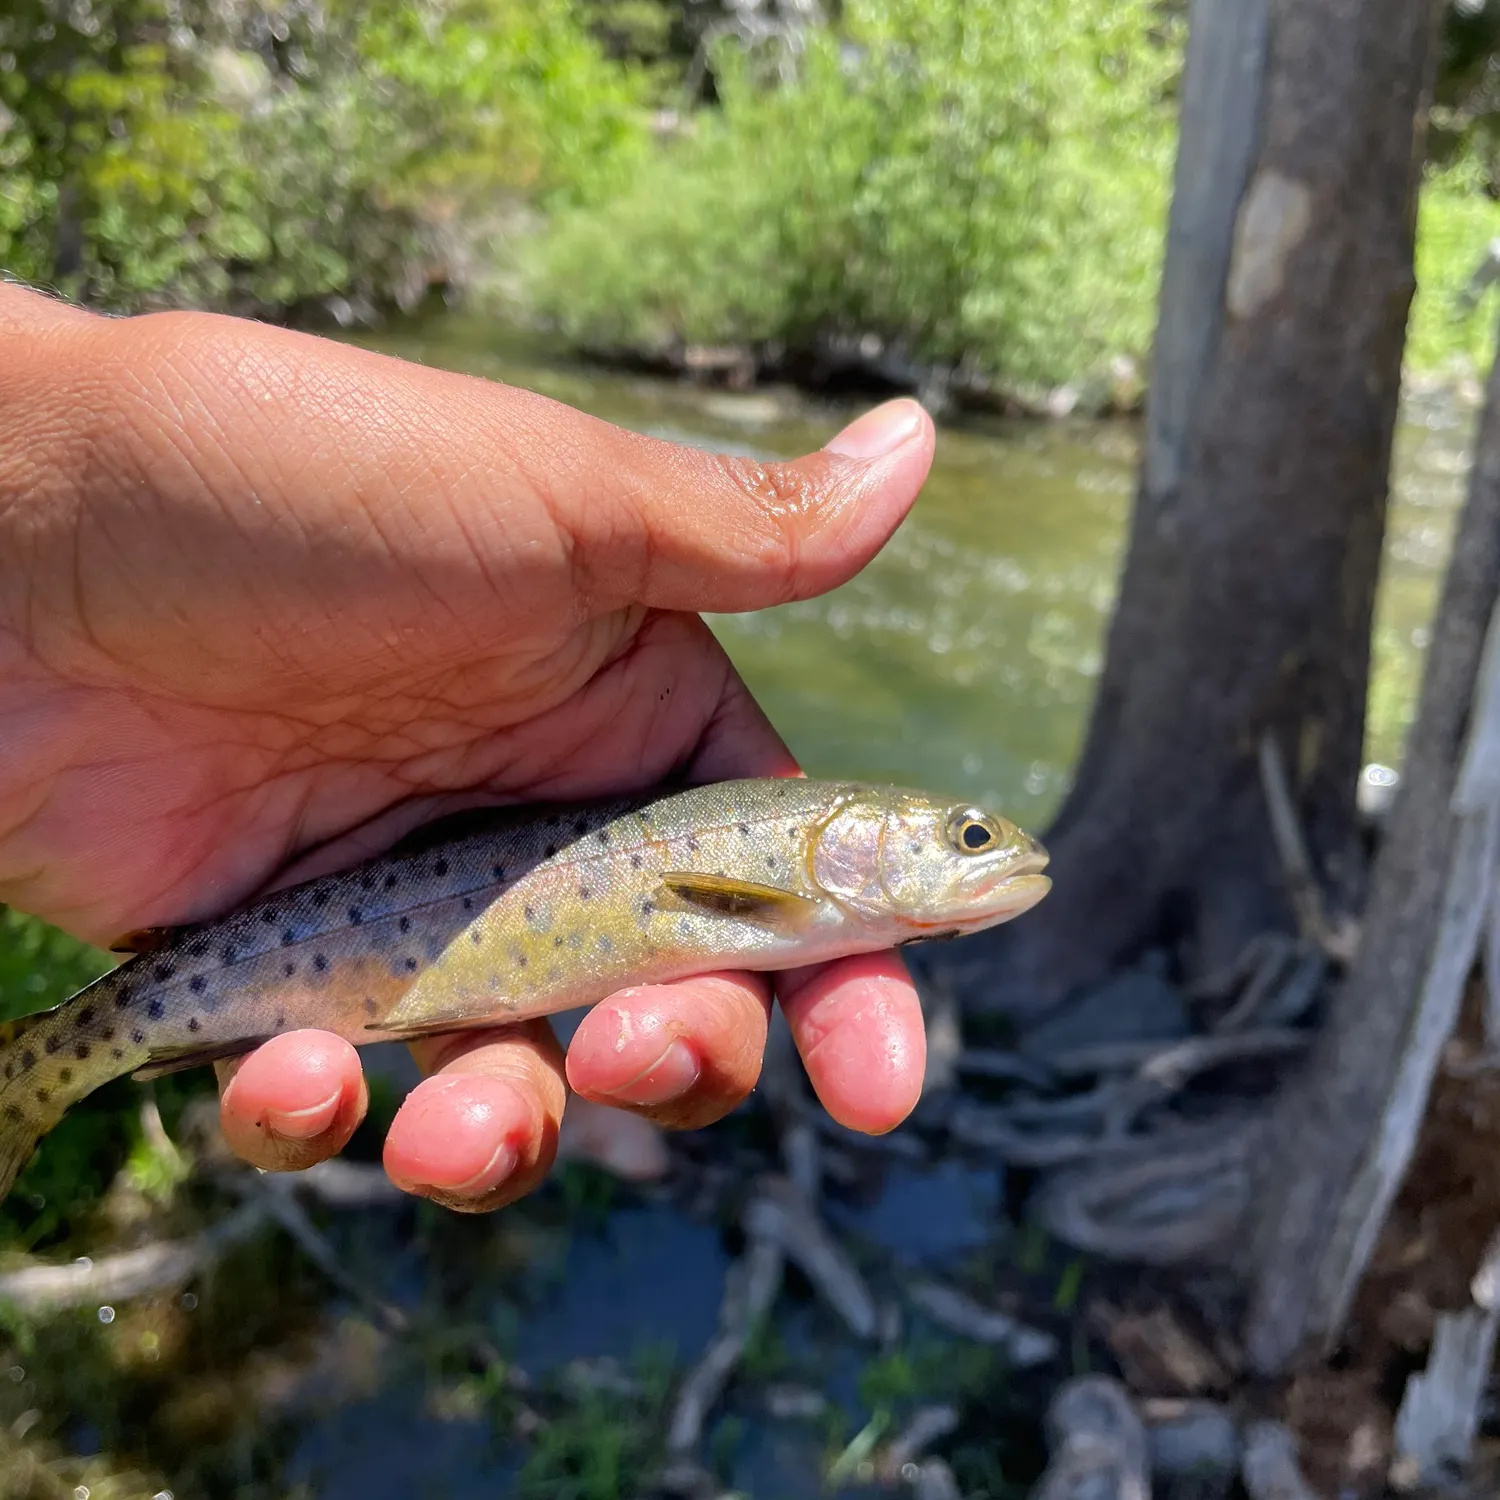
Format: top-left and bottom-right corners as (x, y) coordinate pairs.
(353, 317), (1473, 830)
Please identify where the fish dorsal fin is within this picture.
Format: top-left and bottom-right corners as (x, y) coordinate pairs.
(655, 873), (819, 928)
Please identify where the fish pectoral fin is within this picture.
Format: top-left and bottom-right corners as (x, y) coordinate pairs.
(108, 926), (175, 956)
(655, 872), (820, 928)
(132, 1037), (271, 1081)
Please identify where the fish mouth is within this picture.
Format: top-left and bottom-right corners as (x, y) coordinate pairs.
(971, 841), (1051, 918)
(987, 870), (1052, 918)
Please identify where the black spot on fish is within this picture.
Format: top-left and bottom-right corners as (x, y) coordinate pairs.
(738, 823), (751, 836)
(686, 835), (699, 853)
(276, 1010), (287, 1028)
(282, 929), (296, 946)
(262, 909), (277, 924)
(44, 1037), (58, 1055)
(148, 999), (165, 1020)
(776, 784), (787, 798)
(575, 818), (588, 835)
(516, 955), (528, 968)
(186, 1019), (200, 1034)
(101, 1026), (113, 1041)
(492, 864), (505, 881)
(399, 916), (412, 934)
(545, 844), (557, 858)
(403, 957), (419, 973)
(433, 859), (449, 878)
(546, 813), (560, 827)
(554, 935), (564, 947)
(59, 1068), (72, 1085)
(131, 1029), (145, 1045)
(598, 935), (613, 954)
(630, 854), (642, 869)
(597, 829), (610, 846)
(787, 827), (797, 838)
(364, 997), (378, 1016)
(21, 1051), (36, 1072)
(153, 963), (175, 983)
(74, 1042), (90, 1059)
(524, 905), (536, 923)
(579, 885), (591, 900)
(471, 931), (482, 945)
(80, 1002), (97, 1028)
(360, 872), (374, 891)
(283, 962), (296, 978)
(188, 938), (209, 957)
(640, 900), (653, 916)
(34, 1089), (48, 1104)
(115, 985), (133, 1009)
(112, 1048), (123, 1060)
(223, 944), (237, 964)
(461, 898), (473, 913)
(385, 873), (399, 892)
(314, 954), (329, 972)
(348, 907), (364, 926)
(4, 1106), (21, 1121)
(189, 975), (207, 995)
(312, 887), (331, 908)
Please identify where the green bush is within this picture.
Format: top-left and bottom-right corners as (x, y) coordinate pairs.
(527, 0), (1180, 391)
(0, 0), (650, 315)
(1408, 154), (1500, 380)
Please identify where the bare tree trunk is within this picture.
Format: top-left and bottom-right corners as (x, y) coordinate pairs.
(961, 0), (1443, 1019)
(1242, 323), (1500, 1376)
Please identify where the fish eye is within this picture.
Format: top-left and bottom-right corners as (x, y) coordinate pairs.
(947, 810), (1000, 854)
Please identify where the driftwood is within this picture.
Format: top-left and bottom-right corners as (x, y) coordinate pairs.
(905, 1280), (1058, 1367)
(0, 1200), (268, 1312)
(1028, 1376), (1150, 1500)
(1239, 1421), (1318, 1500)
(741, 1175), (877, 1339)
(666, 1236), (784, 1456)
(1391, 1226), (1500, 1484)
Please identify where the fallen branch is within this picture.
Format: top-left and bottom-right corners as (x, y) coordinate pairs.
(1029, 1376), (1150, 1500)
(1259, 733), (1357, 963)
(666, 1236), (784, 1456)
(879, 1404), (960, 1479)
(1240, 1421), (1317, 1500)
(1391, 1223), (1500, 1485)
(741, 1176), (877, 1340)
(0, 1200), (268, 1313)
(906, 1280), (1057, 1367)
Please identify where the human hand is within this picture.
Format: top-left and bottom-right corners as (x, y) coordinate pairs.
(0, 284), (936, 1210)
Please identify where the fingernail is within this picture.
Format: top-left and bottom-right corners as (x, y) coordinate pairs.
(264, 1088), (343, 1141)
(824, 399), (925, 461)
(603, 1039), (701, 1107)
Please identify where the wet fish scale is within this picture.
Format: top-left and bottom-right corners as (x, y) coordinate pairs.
(0, 778), (1050, 1204)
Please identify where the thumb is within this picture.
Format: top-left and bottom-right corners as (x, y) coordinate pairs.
(542, 396), (936, 614)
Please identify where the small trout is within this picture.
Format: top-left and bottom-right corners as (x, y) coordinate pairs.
(0, 779), (1049, 1203)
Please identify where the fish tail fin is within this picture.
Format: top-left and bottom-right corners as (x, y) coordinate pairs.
(0, 975), (145, 1206)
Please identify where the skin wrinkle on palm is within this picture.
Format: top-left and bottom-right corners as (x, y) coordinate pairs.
(0, 282), (938, 1210)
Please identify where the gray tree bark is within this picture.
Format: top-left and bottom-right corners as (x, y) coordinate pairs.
(1243, 320), (1500, 1376)
(962, 0), (1444, 1018)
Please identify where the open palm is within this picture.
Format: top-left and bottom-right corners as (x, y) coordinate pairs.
(0, 285), (935, 1210)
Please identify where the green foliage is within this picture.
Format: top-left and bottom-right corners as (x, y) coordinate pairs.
(515, 1345), (675, 1500)
(0, 0), (651, 314)
(1408, 156), (1500, 379)
(0, 908), (111, 1024)
(528, 0), (1180, 390)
